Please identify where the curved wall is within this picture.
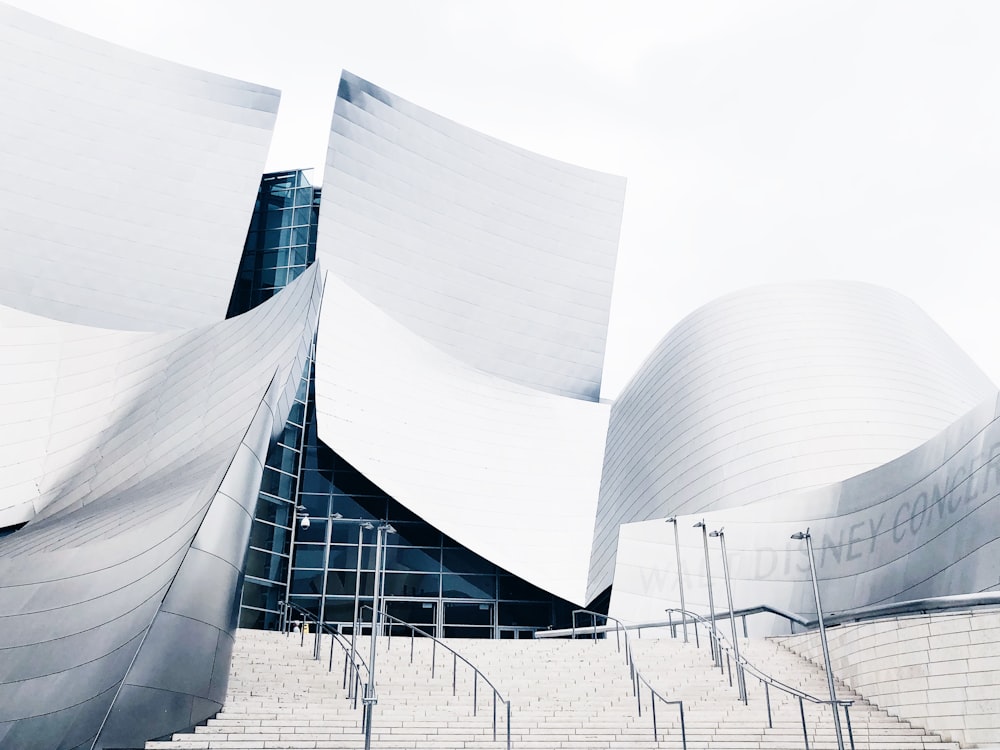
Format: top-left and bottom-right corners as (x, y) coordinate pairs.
(0, 267), (321, 749)
(609, 391), (1000, 632)
(318, 71), (625, 401)
(314, 274), (609, 606)
(0, 4), (279, 331)
(589, 281), (997, 601)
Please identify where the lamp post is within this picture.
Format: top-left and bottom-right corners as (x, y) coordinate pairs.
(315, 509), (344, 659)
(709, 528), (746, 703)
(363, 522), (395, 750)
(693, 520), (720, 666)
(350, 520), (374, 698)
(792, 528), (844, 750)
(665, 517), (688, 643)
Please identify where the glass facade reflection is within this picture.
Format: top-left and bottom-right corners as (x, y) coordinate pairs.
(234, 170), (576, 636)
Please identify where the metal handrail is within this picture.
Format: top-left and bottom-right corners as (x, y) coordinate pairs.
(283, 601), (372, 713)
(362, 606), (512, 750)
(664, 607), (855, 750)
(572, 609), (687, 750)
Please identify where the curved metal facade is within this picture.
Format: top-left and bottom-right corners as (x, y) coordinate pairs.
(318, 71), (625, 401)
(0, 4), (279, 331)
(590, 281), (997, 601)
(314, 274), (609, 606)
(0, 267), (321, 749)
(610, 391), (1000, 630)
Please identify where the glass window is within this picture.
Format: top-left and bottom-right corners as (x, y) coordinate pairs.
(244, 548), (287, 583)
(249, 521), (290, 552)
(498, 602), (552, 627)
(290, 569), (324, 595)
(442, 548), (494, 575)
(389, 522), (440, 548)
(382, 572), (440, 598)
(442, 574), (495, 599)
(325, 571), (375, 596)
(292, 543), (326, 569)
(444, 601), (493, 626)
(383, 546), (440, 573)
(254, 496), (292, 527)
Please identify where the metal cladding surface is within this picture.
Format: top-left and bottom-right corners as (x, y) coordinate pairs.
(0, 3), (279, 331)
(0, 267), (322, 750)
(609, 392), (1000, 631)
(314, 274), (609, 605)
(319, 70), (625, 401)
(589, 281), (997, 602)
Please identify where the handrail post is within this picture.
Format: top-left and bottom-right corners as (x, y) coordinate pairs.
(651, 689), (657, 741)
(764, 681), (772, 728)
(493, 692), (497, 741)
(473, 671), (478, 716)
(679, 701), (687, 750)
(506, 701), (511, 750)
(799, 696), (810, 750)
(844, 704), (855, 750)
(453, 653), (457, 696)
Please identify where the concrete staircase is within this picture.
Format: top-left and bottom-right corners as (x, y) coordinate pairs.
(145, 628), (962, 749)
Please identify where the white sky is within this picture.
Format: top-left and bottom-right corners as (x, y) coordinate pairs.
(10, 0), (1000, 400)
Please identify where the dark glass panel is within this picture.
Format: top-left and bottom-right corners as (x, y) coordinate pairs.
(442, 548), (494, 575)
(328, 542), (376, 570)
(290, 569), (325, 595)
(381, 572), (440, 598)
(265, 207), (295, 230)
(383, 546), (440, 573)
(325, 572), (375, 596)
(444, 602), (493, 626)
(441, 575), (494, 599)
(265, 444), (299, 474)
(293, 518), (326, 543)
(287, 596), (319, 618)
(443, 626), (493, 638)
(243, 548), (287, 583)
(385, 600), (436, 625)
(322, 598), (369, 624)
(292, 544), (326, 569)
(253, 496), (292, 527)
(498, 602), (552, 627)
(388, 522), (440, 548)
(260, 468), (295, 500)
(249, 521), (290, 553)
(498, 574), (547, 601)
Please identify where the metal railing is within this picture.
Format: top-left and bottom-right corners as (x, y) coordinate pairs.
(281, 601), (372, 713)
(362, 606), (512, 750)
(572, 610), (687, 750)
(664, 607), (855, 750)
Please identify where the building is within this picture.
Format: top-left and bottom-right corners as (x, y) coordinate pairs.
(1, 5), (998, 749)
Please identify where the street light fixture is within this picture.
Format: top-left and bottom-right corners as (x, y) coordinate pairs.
(792, 528), (844, 750)
(709, 528), (746, 703)
(665, 517), (688, 643)
(693, 520), (720, 667)
(364, 522), (396, 750)
(314, 511), (344, 658)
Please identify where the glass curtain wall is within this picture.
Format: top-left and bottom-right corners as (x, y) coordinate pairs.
(229, 170), (318, 629)
(232, 170), (577, 636)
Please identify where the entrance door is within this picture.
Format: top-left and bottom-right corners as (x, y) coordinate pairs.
(443, 601), (494, 638)
(385, 599), (438, 638)
(498, 627), (536, 639)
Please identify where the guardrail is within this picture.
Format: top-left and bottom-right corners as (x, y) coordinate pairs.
(664, 607), (854, 750)
(363, 605), (512, 750)
(572, 609), (687, 750)
(281, 601), (371, 712)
